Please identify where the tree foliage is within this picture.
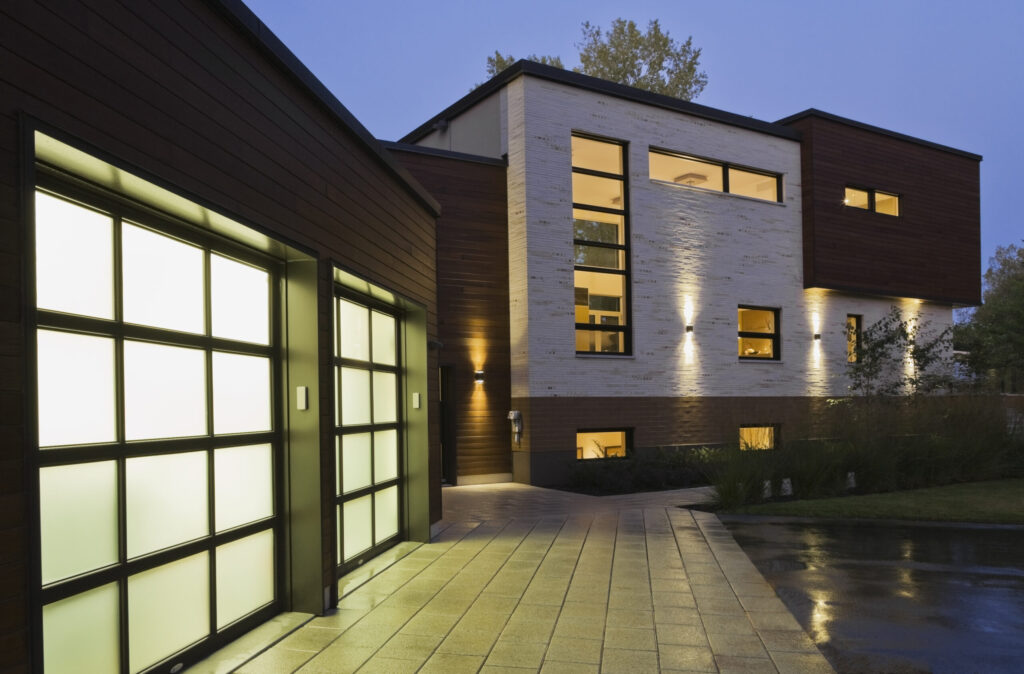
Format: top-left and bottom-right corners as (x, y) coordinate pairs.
(485, 51), (563, 78)
(846, 306), (953, 397)
(483, 18), (708, 101)
(575, 19), (707, 101)
(954, 243), (1024, 392)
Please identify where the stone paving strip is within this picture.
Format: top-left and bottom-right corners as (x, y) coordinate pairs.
(229, 486), (832, 673)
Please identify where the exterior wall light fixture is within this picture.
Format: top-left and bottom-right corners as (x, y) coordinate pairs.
(474, 369), (485, 383)
(685, 325), (694, 333)
(813, 333), (821, 341)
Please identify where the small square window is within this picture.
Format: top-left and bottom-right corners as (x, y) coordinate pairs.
(874, 191), (900, 216)
(843, 187), (870, 209)
(577, 429), (628, 460)
(740, 425), (777, 450)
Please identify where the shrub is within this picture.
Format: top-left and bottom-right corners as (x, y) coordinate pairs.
(566, 446), (710, 495)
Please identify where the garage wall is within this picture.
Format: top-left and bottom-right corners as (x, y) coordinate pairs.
(0, 0), (438, 668)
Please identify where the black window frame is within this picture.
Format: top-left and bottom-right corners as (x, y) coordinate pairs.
(572, 132), (632, 356)
(843, 185), (901, 216)
(738, 305), (781, 361)
(649, 147), (783, 203)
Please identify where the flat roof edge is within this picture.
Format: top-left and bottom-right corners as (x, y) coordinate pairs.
(382, 142), (507, 167)
(777, 109), (982, 161)
(208, 0), (441, 216)
(401, 60), (801, 144)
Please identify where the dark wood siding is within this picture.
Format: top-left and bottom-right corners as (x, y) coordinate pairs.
(0, 1), (437, 667)
(785, 115), (980, 305)
(393, 149), (513, 480)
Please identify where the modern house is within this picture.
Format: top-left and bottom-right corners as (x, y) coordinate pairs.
(0, 3), (980, 673)
(397, 61), (981, 487)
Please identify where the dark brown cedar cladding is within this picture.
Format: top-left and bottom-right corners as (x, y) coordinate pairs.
(781, 111), (980, 305)
(390, 145), (514, 481)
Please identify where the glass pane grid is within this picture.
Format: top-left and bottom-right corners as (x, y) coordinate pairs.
(334, 294), (402, 571)
(34, 187), (281, 672)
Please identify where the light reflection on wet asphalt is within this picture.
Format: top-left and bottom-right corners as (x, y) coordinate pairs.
(721, 517), (1024, 673)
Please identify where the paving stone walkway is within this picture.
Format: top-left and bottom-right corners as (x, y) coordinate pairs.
(231, 484), (833, 673)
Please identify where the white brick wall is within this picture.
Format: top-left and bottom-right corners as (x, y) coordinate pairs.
(503, 77), (952, 399)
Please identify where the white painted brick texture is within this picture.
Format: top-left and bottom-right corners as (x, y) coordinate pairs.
(500, 78), (952, 399)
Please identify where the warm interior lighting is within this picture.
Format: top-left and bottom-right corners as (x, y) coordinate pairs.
(739, 425), (776, 450)
(576, 430), (627, 459)
(844, 187), (870, 209)
(474, 370), (484, 383)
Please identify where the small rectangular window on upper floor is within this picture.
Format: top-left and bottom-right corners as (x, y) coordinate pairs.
(844, 186), (900, 216)
(649, 149), (781, 203)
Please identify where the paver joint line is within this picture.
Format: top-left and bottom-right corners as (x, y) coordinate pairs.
(228, 484), (831, 673)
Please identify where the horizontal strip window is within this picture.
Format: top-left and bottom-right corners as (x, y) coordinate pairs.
(739, 424), (779, 450)
(844, 186), (900, 216)
(577, 429), (631, 460)
(649, 149), (782, 203)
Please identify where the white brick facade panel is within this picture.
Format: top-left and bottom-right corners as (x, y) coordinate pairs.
(506, 78), (952, 398)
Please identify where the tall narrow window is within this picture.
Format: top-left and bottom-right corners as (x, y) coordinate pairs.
(847, 314), (862, 362)
(572, 134), (629, 354)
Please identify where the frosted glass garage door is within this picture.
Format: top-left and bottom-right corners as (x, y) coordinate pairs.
(334, 296), (403, 569)
(34, 187), (280, 673)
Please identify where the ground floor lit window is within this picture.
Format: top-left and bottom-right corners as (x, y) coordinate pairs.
(739, 425), (778, 450)
(577, 429), (629, 459)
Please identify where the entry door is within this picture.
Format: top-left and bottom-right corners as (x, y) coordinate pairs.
(33, 185), (281, 673)
(333, 295), (402, 572)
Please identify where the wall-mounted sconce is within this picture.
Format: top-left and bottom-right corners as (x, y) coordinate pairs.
(474, 369), (485, 383)
(813, 333), (821, 341)
(685, 325), (694, 333)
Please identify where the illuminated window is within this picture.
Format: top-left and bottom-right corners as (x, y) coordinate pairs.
(572, 135), (629, 354)
(844, 186), (900, 216)
(738, 306), (780, 360)
(875, 191), (900, 216)
(739, 425), (777, 450)
(846, 314), (862, 362)
(649, 149), (781, 203)
(843, 187), (870, 209)
(576, 429), (629, 460)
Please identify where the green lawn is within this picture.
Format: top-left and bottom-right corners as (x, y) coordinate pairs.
(728, 478), (1024, 524)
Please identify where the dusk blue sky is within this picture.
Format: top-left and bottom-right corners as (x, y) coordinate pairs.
(245, 0), (1022, 280)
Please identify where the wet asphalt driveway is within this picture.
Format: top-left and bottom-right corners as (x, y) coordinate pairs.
(720, 517), (1024, 673)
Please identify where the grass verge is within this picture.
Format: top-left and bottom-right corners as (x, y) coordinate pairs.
(727, 478), (1024, 524)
